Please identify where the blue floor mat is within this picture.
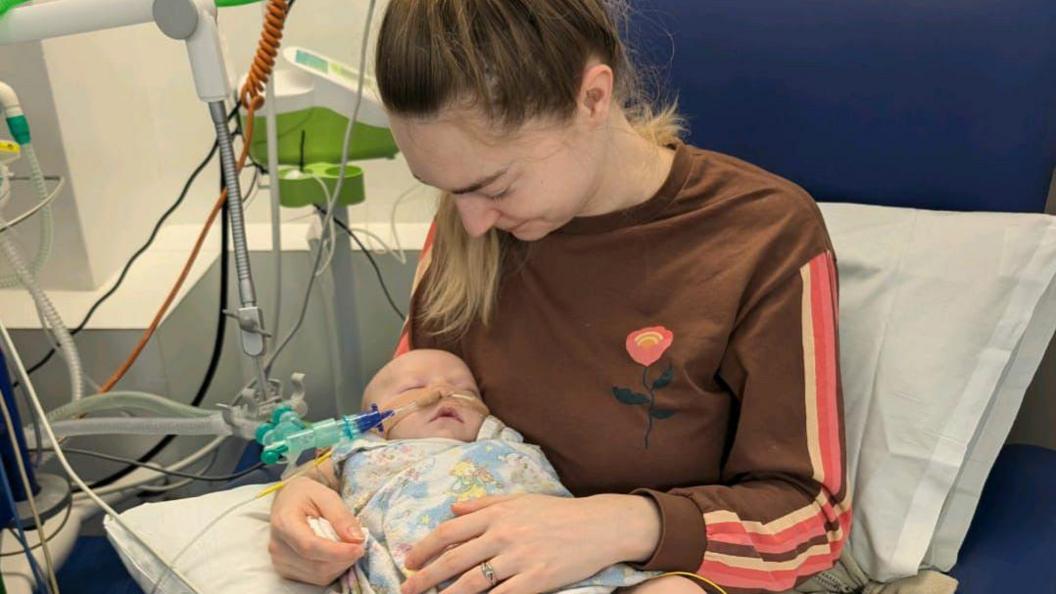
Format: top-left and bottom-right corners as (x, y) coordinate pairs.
(55, 536), (142, 594)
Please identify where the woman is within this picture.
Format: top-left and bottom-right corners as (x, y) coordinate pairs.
(269, 1), (850, 593)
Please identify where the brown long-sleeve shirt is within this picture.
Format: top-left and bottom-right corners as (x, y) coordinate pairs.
(396, 143), (850, 593)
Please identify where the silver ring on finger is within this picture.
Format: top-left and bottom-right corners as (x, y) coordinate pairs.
(480, 560), (498, 587)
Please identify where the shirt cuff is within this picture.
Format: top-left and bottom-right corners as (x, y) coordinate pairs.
(630, 489), (707, 572)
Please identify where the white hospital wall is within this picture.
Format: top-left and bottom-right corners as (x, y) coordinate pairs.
(1, 0), (433, 292)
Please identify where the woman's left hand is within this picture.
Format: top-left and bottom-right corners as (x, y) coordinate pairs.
(400, 493), (661, 594)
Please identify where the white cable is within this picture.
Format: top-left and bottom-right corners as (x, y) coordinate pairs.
(386, 183), (423, 265)
(263, 0), (377, 377)
(311, 176), (337, 278)
(0, 174), (65, 233)
(346, 225), (400, 259)
(0, 388), (60, 594)
(0, 319), (203, 593)
(149, 495), (258, 594)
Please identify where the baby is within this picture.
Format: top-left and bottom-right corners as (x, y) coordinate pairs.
(330, 349), (699, 594)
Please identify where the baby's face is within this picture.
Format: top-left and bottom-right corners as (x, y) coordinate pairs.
(364, 350), (487, 442)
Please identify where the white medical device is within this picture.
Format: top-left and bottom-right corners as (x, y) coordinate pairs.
(0, 0), (277, 411)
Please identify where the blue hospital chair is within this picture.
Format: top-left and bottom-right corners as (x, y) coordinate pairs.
(628, 1), (1056, 591)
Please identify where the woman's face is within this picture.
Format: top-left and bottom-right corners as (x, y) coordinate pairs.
(389, 110), (606, 241)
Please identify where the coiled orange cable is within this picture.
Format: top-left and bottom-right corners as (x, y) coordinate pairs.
(98, 0), (289, 393)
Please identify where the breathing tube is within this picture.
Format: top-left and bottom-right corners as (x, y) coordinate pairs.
(45, 390), (216, 422)
(0, 81), (54, 288)
(26, 412), (258, 449)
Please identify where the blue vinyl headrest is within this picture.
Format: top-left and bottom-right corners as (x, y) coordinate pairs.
(629, 1), (1056, 212)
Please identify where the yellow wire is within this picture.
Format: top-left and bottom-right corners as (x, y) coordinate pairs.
(256, 449), (333, 498)
(659, 571), (729, 594)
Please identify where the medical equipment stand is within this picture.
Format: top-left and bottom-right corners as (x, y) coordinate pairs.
(0, 0), (282, 414)
(319, 204), (366, 412)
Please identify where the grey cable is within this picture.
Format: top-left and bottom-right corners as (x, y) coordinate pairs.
(264, 0), (377, 375)
(58, 447), (265, 482)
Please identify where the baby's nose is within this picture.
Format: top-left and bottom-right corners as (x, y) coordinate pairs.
(426, 382), (458, 396)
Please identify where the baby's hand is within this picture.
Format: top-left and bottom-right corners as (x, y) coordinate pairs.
(308, 517), (342, 542)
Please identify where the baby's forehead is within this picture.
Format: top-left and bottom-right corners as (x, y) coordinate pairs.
(391, 351), (468, 377)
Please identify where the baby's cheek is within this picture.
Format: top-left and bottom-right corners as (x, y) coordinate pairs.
(466, 413), (487, 438)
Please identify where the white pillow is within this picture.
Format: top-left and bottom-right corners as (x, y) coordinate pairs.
(104, 483), (329, 594)
(818, 203), (1056, 581)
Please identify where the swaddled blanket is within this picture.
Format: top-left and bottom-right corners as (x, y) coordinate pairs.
(331, 416), (655, 594)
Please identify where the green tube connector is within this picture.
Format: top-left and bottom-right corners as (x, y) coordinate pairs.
(5, 115), (28, 145)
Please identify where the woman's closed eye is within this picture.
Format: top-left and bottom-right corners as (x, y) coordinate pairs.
(488, 187), (512, 200)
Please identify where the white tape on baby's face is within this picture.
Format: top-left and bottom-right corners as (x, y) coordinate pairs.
(377, 388), (490, 438)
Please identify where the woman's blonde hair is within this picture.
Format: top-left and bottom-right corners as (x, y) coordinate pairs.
(376, 0), (683, 338)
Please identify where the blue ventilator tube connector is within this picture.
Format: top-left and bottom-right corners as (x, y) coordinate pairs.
(257, 405), (394, 465)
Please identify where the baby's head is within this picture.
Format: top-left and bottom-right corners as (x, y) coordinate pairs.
(363, 349), (488, 442)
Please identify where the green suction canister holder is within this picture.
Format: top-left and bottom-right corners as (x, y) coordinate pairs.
(246, 106), (398, 165)
(277, 163), (365, 208)
(243, 106), (397, 208)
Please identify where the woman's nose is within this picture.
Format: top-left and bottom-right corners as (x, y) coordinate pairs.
(455, 196), (501, 238)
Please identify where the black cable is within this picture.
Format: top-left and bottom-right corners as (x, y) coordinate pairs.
(84, 157), (233, 490)
(0, 495), (73, 558)
(313, 204), (406, 321)
(15, 105), (241, 387)
(59, 448), (264, 482)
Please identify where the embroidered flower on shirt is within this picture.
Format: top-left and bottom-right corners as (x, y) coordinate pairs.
(625, 326), (674, 366)
(613, 325), (677, 448)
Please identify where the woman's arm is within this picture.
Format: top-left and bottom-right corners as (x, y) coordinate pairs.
(632, 250), (850, 592)
(268, 458), (366, 585)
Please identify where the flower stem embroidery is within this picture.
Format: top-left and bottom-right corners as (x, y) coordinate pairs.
(612, 326), (676, 448)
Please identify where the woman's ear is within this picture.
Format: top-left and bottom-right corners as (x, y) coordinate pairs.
(578, 62), (615, 126)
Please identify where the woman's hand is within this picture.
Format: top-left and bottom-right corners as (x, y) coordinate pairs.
(268, 474), (365, 585)
(400, 493), (661, 594)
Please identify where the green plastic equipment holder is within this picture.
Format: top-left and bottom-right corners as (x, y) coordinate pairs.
(244, 106), (397, 208)
(275, 163), (365, 208)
